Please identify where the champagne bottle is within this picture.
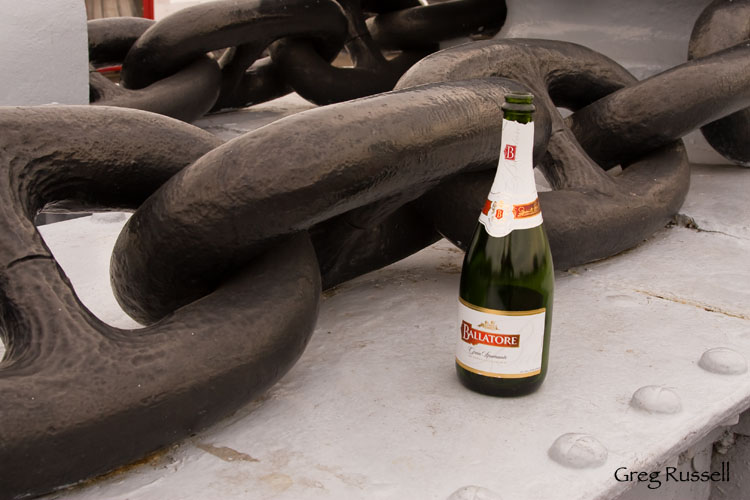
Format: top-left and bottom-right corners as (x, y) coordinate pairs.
(456, 92), (554, 397)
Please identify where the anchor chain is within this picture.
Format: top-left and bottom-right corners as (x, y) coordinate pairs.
(89, 0), (507, 121)
(1, 13), (749, 500)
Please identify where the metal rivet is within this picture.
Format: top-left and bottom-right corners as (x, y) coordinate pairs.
(698, 347), (748, 375)
(448, 485), (504, 500)
(548, 433), (608, 469)
(630, 385), (682, 414)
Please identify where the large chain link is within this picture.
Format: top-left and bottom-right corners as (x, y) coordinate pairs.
(89, 0), (506, 120)
(688, 0), (750, 166)
(1, 1), (749, 498)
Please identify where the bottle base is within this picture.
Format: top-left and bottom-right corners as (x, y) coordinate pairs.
(456, 363), (545, 397)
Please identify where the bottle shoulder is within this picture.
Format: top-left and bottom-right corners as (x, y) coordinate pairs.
(460, 223), (554, 310)
(466, 223), (551, 258)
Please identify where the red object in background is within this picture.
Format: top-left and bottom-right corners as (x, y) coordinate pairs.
(143, 0), (154, 19)
(96, 65), (123, 73)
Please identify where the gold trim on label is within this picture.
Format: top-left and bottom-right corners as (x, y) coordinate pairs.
(512, 198), (541, 219)
(456, 359), (541, 379)
(458, 297), (545, 316)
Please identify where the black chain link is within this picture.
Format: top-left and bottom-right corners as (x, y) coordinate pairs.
(89, 0), (507, 119)
(688, 0), (750, 166)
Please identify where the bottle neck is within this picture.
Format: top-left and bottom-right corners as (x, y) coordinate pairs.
(502, 111), (533, 124)
(477, 116), (541, 238)
(494, 117), (536, 195)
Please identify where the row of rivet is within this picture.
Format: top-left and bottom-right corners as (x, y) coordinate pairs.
(446, 347), (748, 498)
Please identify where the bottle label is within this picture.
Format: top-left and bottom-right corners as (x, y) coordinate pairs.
(456, 298), (545, 378)
(478, 119), (542, 238)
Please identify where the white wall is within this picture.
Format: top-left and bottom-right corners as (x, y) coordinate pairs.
(0, 0), (88, 106)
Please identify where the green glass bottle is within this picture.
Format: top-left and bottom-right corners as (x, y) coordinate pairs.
(456, 92), (554, 397)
